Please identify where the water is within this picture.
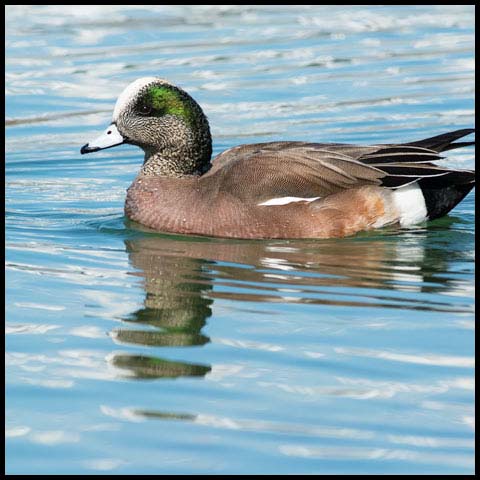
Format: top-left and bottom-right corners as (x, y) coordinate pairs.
(5, 5), (475, 475)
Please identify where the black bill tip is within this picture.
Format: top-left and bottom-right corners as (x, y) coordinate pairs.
(80, 143), (100, 155)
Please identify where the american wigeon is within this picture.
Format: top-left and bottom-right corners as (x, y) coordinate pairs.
(81, 77), (475, 239)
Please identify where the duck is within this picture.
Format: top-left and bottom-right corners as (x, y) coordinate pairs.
(81, 77), (475, 239)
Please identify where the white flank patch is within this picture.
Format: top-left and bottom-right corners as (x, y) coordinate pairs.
(112, 77), (169, 120)
(258, 196), (320, 206)
(392, 182), (427, 226)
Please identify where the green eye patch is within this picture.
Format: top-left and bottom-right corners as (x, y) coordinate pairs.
(142, 85), (195, 125)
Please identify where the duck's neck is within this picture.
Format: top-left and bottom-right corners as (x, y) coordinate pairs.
(140, 123), (212, 178)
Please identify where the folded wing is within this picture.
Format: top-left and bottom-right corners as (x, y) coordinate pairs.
(209, 129), (474, 204)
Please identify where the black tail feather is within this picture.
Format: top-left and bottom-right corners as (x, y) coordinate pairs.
(438, 141), (475, 152)
(420, 180), (475, 220)
(407, 128), (475, 153)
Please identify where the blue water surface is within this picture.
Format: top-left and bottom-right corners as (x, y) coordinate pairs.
(5, 5), (475, 475)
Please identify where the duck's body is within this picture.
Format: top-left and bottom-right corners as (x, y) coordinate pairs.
(81, 77), (475, 239)
(125, 174), (387, 239)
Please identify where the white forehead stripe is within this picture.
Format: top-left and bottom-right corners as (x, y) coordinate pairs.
(258, 196), (320, 206)
(112, 77), (171, 121)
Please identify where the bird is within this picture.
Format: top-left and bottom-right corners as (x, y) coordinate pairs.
(81, 77), (475, 239)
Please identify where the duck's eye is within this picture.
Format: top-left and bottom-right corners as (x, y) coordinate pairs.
(139, 104), (152, 116)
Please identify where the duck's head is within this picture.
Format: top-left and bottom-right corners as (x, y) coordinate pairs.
(81, 77), (212, 176)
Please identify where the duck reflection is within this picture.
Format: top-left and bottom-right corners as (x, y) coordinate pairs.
(117, 249), (212, 347)
(110, 216), (473, 380)
(111, 239), (214, 379)
(109, 354), (211, 379)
